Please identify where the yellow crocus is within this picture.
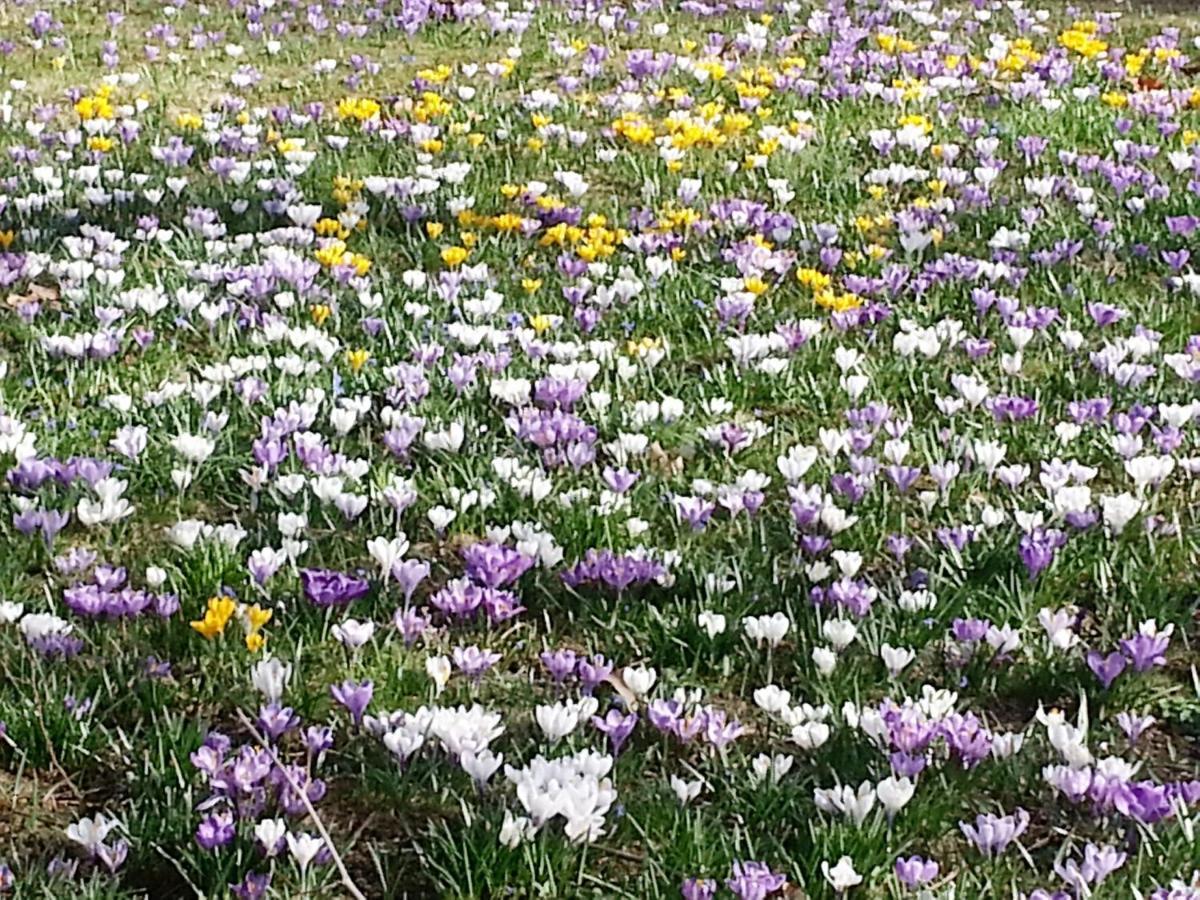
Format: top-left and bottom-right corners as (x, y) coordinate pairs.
(190, 596), (237, 640)
(441, 246), (468, 267)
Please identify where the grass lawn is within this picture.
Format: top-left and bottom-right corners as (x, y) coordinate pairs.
(0, 0), (1199, 897)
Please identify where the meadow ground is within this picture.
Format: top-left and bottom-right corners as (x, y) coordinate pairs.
(0, 0), (1199, 897)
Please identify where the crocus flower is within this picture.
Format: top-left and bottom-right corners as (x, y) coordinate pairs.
(196, 812), (236, 850)
(1120, 631), (1170, 672)
(959, 808), (1029, 857)
(300, 569), (370, 608)
(726, 860), (787, 900)
(230, 871), (271, 900)
(331, 679), (373, 725)
(591, 709), (638, 755)
(1086, 650), (1126, 689)
(894, 855), (938, 890)
(681, 877), (717, 900)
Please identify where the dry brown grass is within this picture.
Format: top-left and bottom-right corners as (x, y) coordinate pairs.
(0, 769), (79, 860)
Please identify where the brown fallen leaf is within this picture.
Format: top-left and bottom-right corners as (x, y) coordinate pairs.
(6, 283), (59, 309)
(411, 531), (484, 563)
(602, 670), (638, 709)
(648, 441), (684, 477)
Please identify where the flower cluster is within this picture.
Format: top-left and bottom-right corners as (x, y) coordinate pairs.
(0, 0), (1198, 895)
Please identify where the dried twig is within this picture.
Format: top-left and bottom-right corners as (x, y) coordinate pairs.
(28, 670), (83, 800)
(151, 841), (205, 899)
(236, 711), (366, 900)
(594, 844), (646, 864)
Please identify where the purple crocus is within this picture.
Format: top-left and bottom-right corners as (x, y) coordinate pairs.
(304, 725), (335, 764)
(392, 606), (431, 645)
(703, 709), (746, 750)
(330, 680), (373, 725)
(1055, 842), (1126, 894)
(561, 549), (667, 592)
(591, 709), (637, 755)
(895, 855), (938, 889)
(725, 860), (787, 900)
(391, 559), (431, 602)
(257, 703), (299, 742)
(577, 654), (614, 694)
(300, 569), (370, 608)
(959, 808), (1029, 857)
(452, 645), (501, 682)
(681, 877), (717, 900)
(1116, 711), (1155, 746)
(230, 871), (272, 900)
(1086, 650), (1126, 689)
(96, 840), (129, 874)
(462, 541), (535, 588)
(195, 812), (236, 850)
(1120, 630), (1169, 672)
(541, 649), (578, 684)
(1018, 528), (1067, 580)
(952, 618), (990, 643)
